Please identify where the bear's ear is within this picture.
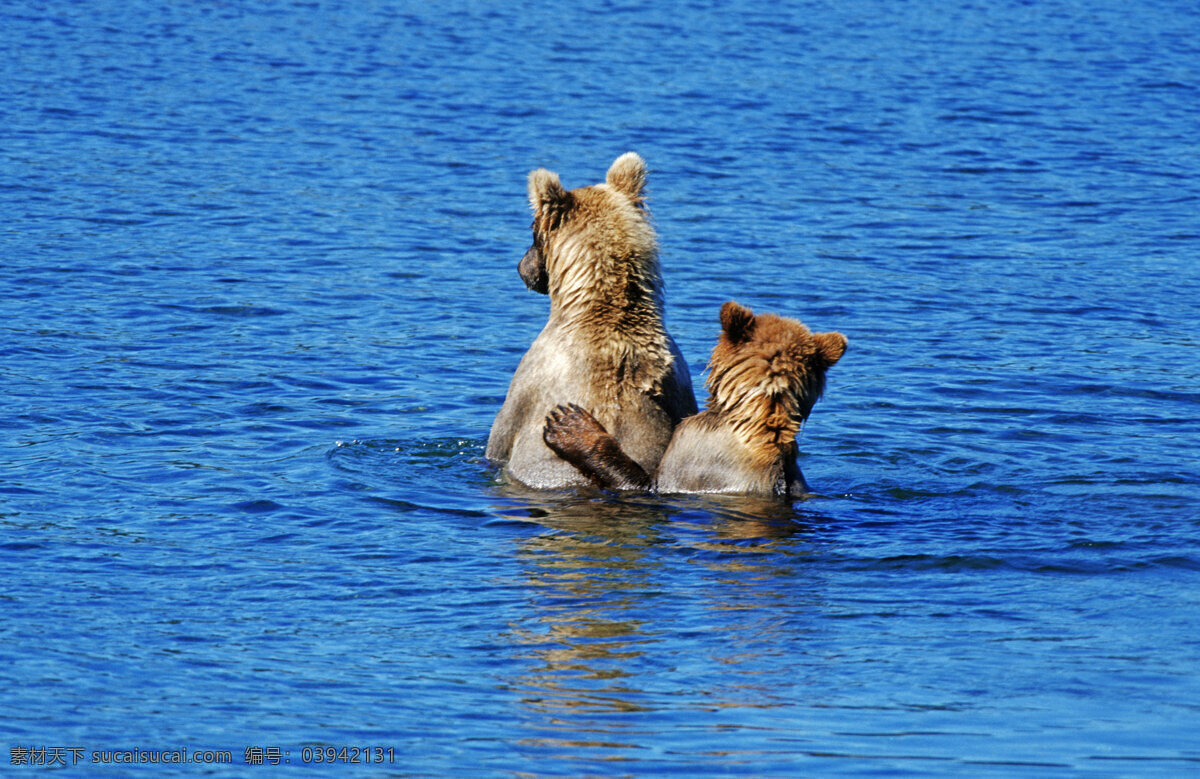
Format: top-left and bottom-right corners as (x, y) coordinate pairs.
(720, 301), (757, 344)
(528, 168), (572, 228)
(606, 152), (648, 203)
(814, 332), (847, 366)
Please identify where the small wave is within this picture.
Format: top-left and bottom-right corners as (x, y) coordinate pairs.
(231, 499), (285, 514)
(1142, 555), (1200, 571)
(851, 554), (1010, 572)
(0, 542), (47, 552)
(198, 305), (290, 318)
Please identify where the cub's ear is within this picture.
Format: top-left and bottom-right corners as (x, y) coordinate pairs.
(814, 332), (848, 366)
(720, 301), (757, 344)
(606, 152), (648, 203)
(528, 168), (572, 228)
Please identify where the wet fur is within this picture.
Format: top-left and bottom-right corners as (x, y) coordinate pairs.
(543, 302), (846, 497)
(487, 154), (697, 488)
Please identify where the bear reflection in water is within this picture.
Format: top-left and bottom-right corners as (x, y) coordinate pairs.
(544, 302), (846, 498)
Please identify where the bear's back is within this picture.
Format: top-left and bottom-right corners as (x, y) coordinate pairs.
(654, 413), (785, 495)
(488, 325), (691, 489)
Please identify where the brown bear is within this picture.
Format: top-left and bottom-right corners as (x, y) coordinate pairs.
(486, 153), (698, 489)
(542, 301), (847, 497)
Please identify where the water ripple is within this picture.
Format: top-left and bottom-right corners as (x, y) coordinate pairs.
(2, 0), (1199, 774)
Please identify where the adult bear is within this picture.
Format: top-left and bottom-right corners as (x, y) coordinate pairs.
(487, 153), (698, 489)
(542, 302), (847, 497)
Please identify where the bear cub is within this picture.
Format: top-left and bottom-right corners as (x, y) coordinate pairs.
(487, 153), (697, 489)
(543, 301), (846, 497)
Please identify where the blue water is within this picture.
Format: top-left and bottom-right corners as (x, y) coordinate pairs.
(3, 0), (1199, 774)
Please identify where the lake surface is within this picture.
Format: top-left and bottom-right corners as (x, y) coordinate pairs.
(3, 0), (1199, 774)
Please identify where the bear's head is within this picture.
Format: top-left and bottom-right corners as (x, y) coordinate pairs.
(706, 301), (847, 445)
(518, 153), (659, 308)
